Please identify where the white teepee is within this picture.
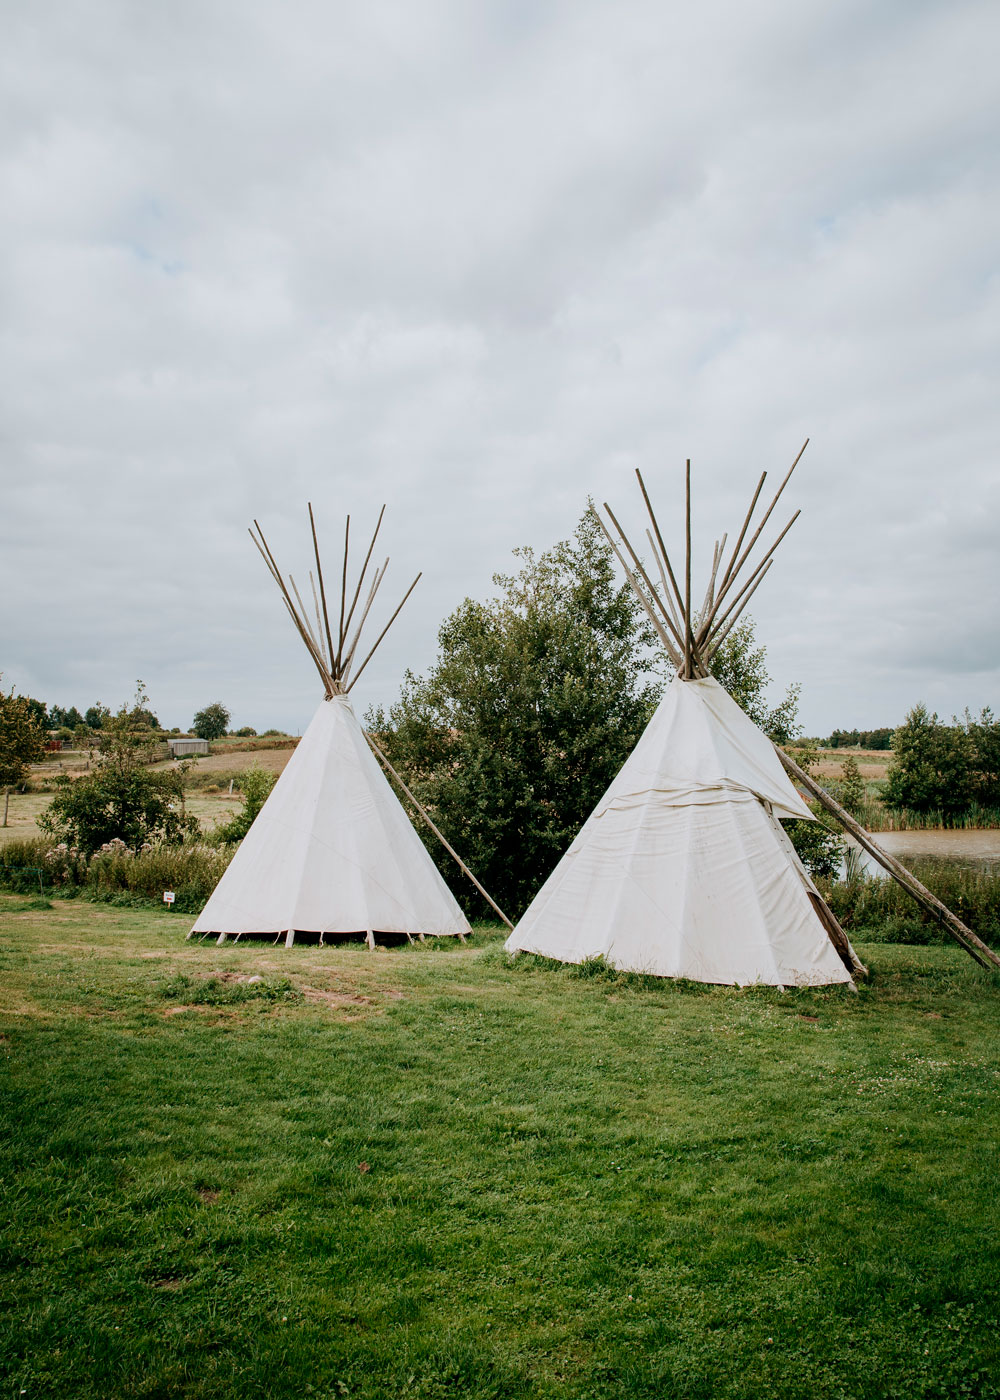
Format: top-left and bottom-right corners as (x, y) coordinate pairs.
(505, 450), (864, 987)
(190, 695), (471, 944)
(189, 505), (501, 946)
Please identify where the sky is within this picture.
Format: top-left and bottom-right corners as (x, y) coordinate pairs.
(2, 0), (998, 738)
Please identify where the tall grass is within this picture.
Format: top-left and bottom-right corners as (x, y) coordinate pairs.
(820, 859), (1000, 946)
(0, 835), (232, 913)
(866, 802), (1000, 831)
(824, 776), (1000, 831)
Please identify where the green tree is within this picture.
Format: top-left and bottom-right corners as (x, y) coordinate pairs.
(214, 764), (277, 843)
(369, 510), (662, 918)
(708, 617), (801, 743)
(192, 702), (231, 741)
(84, 704), (110, 730)
(0, 679), (46, 826)
(39, 683), (195, 854)
(965, 707), (1000, 809)
(883, 704), (973, 822)
(24, 696), (48, 729)
(839, 754), (866, 817)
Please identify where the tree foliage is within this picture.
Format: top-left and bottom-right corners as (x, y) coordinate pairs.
(0, 679), (46, 791)
(213, 764), (276, 843)
(884, 704), (1000, 821)
(84, 704), (110, 730)
(827, 726), (893, 750)
(39, 683), (195, 854)
(368, 511), (662, 918)
(838, 754), (867, 817)
(192, 702), (231, 741)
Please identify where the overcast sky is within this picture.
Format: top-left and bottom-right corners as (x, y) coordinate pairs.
(2, 0), (997, 737)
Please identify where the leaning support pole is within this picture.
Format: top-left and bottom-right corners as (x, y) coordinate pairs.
(775, 746), (1000, 972)
(363, 729), (513, 932)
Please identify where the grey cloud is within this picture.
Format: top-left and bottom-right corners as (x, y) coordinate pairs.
(2, 0), (998, 737)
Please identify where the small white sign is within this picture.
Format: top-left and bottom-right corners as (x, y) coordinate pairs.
(163, 891), (176, 905)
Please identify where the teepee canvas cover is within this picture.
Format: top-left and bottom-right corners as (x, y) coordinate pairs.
(190, 695), (470, 942)
(189, 504), (493, 946)
(506, 674), (852, 985)
(506, 449), (863, 986)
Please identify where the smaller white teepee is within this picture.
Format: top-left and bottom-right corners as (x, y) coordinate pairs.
(190, 505), (506, 946)
(190, 695), (470, 945)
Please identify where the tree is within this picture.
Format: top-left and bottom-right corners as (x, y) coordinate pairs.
(24, 696), (48, 729)
(84, 704), (110, 730)
(839, 754), (866, 817)
(707, 617), (801, 743)
(39, 683), (195, 853)
(883, 704), (973, 822)
(192, 702), (231, 741)
(369, 510), (662, 917)
(213, 764), (276, 843)
(0, 678), (46, 826)
(965, 708), (1000, 809)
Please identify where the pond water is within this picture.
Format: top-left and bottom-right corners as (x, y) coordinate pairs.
(843, 828), (1000, 878)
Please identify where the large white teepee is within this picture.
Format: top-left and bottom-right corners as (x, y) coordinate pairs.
(190, 505), (490, 946)
(505, 450), (864, 987)
(507, 675), (853, 985)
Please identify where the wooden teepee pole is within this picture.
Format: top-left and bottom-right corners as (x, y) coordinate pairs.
(364, 729), (513, 931)
(593, 509), (684, 666)
(635, 468), (687, 622)
(340, 506), (386, 654)
(336, 515), (351, 669)
(308, 504), (338, 673)
(684, 459), (693, 676)
(341, 561), (389, 679)
(696, 440), (808, 649)
(775, 747), (1000, 972)
(346, 573), (423, 690)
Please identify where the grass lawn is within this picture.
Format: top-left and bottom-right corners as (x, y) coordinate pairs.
(2, 898), (999, 1399)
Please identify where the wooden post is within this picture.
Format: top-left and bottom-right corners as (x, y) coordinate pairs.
(364, 729), (514, 930)
(775, 746), (1000, 972)
(2, 786), (9, 828)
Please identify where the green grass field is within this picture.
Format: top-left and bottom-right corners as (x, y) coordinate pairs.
(2, 898), (999, 1399)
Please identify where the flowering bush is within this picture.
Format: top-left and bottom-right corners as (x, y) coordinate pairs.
(88, 841), (232, 910)
(0, 834), (231, 911)
(41, 841), (89, 887)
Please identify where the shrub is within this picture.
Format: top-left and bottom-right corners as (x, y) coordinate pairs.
(0, 835), (232, 912)
(87, 841), (232, 912)
(783, 815), (844, 879)
(821, 859), (1000, 947)
(212, 764), (276, 843)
